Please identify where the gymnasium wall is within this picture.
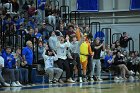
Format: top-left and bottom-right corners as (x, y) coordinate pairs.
(58, 0), (140, 51)
(101, 24), (140, 52)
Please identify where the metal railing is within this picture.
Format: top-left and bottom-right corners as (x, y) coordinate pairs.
(112, 33), (122, 43)
(90, 22), (101, 40)
(77, 17), (90, 27)
(139, 34), (140, 53)
(50, 0), (59, 8)
(128, 39), (134, 52)
(101, 28), (112, 47)
(90, 22), (101, 33)
(70, 11), (80, 23)
(0, 27), (39, 64)
(60, 5), (70, 23)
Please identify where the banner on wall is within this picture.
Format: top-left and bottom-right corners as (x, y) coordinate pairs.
(130, 0), (140, 10)
(77, 0), (98, 11)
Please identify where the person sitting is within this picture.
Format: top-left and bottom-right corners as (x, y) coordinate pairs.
(0, 50), (10, 87)
(127, 52), (140, 77)
(42, 48), (63, 83)
(14, 47), (29, 85)
(37, 41), (45, 64)
(113, 51), (134, 80)
(2, 46), (22, 86)
(104, 50), (120, 80)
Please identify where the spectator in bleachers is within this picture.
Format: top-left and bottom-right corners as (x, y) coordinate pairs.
(12, 15), (19, 26)
(33, 28), (42, 39)
(115, 40), (121, 50)
(104, 50), (120, 80)
(0, 48), (10, 87)
(127, 52), (140, 77)
(135, 51), (140, 77)
(104, 50), (114, 69)
(38, 41), (45, 64)
(37, 0), (46, 22)
(69, 36), (83, 82)
(86, 39), (94, 81)
(48, 31), (58, 51)
(56, 35), (75, 83)
(59, 24), (66, 37)
(80, 34), (93, 82)
(122, 51), (129, 63)
(45, 4), (56, 26)
(11, 0), (19, 13)
(3, 14), (14, 33)
(43, 42), (49, 51)
(83, 25), (93, 40)
(22, 41), (33, 84)
(25, 28), (34, 42)
(113, 51), (134, 80)
(27, 4), (37, 17)
(14, 47), (29, 85)
(66, 47), (78, 81)
(22, 0), (29, 12)
(39, 22), (49, 40)
(120, 32), (132, 52)
(27, 17), (36, 29)
(66, 25), (76, 38)
(42, 48), (63, 83)
(1, 0), (13, 14)
(91, 37), (105, 81)
(111, 43), (116, 51)
(2, 46), (22, 86)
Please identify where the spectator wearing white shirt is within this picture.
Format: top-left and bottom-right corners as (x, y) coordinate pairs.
(42, 49), (63, 83)
(56, 35), (75, 83)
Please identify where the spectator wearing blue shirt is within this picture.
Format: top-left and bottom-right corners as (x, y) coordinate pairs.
(39, 22), (48, 40)
(27, 18), (36, 29)
(22, 41), (33, 84)
(2, 46), (22, 87)
(104, 50), (113, 68)
(34, 28), (42, 39)
(37, 0), (46, 22)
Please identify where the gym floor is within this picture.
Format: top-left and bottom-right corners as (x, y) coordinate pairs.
(0, 80), (140, 93)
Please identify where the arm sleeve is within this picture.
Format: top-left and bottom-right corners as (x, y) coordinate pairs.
(88, 42), (93, 55)
(42, 49), (48, 61)
(48, 38), (54, 50)
(22, 48), (27, 56)
(53, 54), (58, 61)
(65, 41), (71, 48)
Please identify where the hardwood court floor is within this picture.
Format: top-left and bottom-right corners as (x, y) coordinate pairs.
(0, 80), (140, 93)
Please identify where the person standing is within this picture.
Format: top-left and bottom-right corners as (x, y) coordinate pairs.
(120, 32), (132, 52)
(70, 36), (83, 82)
(80, 34), (94, 82)
(91, 38), (105, 81)
(56, 35), (75, 83)
(22, 40), (33, 84)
